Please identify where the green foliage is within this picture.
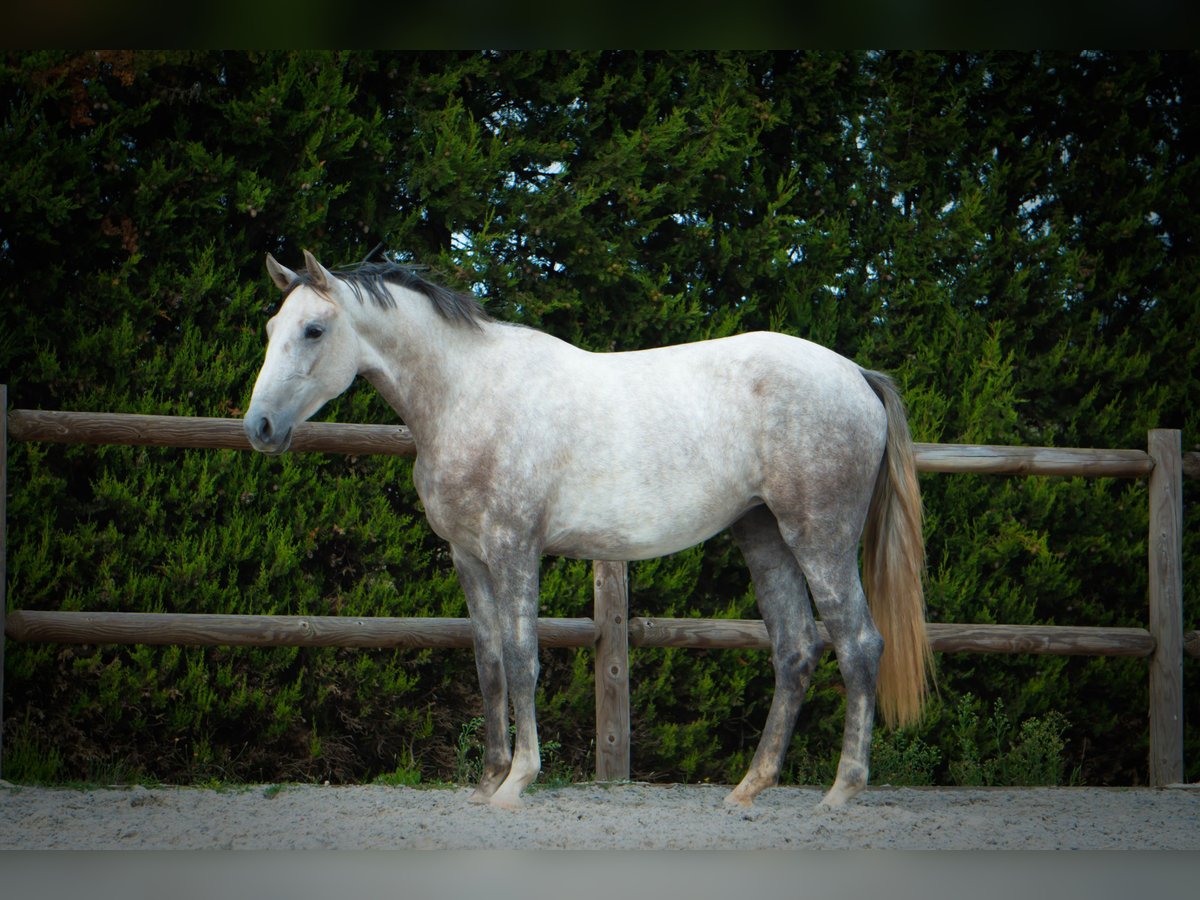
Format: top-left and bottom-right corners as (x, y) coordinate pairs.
(871, 730), (942, 787)
(3, 711), (65, 784)
(2, 51), (1197, 788)
(444, 713), (573, 790)
(373, 751), (424, 788)
(948, 695), (1078, 787)
(453, 716), (486, 786)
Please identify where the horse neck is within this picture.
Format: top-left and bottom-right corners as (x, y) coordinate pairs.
(351, 288), (491, 444)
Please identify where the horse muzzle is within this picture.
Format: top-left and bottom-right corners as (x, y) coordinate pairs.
(245, 412), (293, 455)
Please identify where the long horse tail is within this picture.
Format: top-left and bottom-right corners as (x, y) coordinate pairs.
(859, 369), (935, 730)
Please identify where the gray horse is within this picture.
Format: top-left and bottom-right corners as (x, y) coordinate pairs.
(245, 251), (933, 809)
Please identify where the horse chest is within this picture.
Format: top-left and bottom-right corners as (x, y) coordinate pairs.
(411, 444), (552, 547)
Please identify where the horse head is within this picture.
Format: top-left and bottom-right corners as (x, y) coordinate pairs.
(244, 251), (360, 454)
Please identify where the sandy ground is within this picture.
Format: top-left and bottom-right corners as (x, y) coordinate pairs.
(3, 782), (1198, 900)
(2, 780), (1197, 850)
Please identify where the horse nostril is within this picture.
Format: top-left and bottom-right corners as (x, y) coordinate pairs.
(258, 416), (273, 442)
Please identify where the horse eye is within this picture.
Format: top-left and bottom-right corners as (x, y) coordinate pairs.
(304, 323), (325, 340)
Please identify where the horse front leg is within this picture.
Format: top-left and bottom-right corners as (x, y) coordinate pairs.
(485, 548), (543, 810)
(451, 547), (512, 803)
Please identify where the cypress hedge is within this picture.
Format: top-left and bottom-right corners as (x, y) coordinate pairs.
(2, 51), (1196, 786)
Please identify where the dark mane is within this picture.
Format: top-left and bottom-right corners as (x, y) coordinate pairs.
(286, 259), (493, 328)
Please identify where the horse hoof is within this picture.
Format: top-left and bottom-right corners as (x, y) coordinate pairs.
(723, 790), (753, 808)
(488, 793), (524, 811)
(817, 783), (861, 810)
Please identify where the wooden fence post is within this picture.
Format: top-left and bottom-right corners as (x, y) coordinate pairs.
(593, 560), (630, 782)
(1, 385), (8, 779)
(1147, 428), (1184, 786)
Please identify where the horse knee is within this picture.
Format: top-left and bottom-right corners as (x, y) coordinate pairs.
(827, 626), (883, 698)
(774, 635), (821, 685)
(858, 627), (884, 666)
(852, 628), (884, 678)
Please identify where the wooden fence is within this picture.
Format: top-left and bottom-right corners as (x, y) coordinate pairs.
(1, 384), (1196, 784)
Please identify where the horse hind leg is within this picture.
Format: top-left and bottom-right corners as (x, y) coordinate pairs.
(797, 544), (883, 810)
(725, 507), (823, 808)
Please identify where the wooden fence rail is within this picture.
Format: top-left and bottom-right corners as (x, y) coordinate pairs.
(6, 609), (1169, 658)
(12, 407), (1200, 478)
(3, 611), (597, 649)
(1, 394), (1195, 784)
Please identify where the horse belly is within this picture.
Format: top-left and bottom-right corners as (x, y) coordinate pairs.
(541, 469), (758, 561)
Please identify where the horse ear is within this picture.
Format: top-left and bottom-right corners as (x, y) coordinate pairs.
(265, 253), (298, 291)
(302, 250), (337, 295)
